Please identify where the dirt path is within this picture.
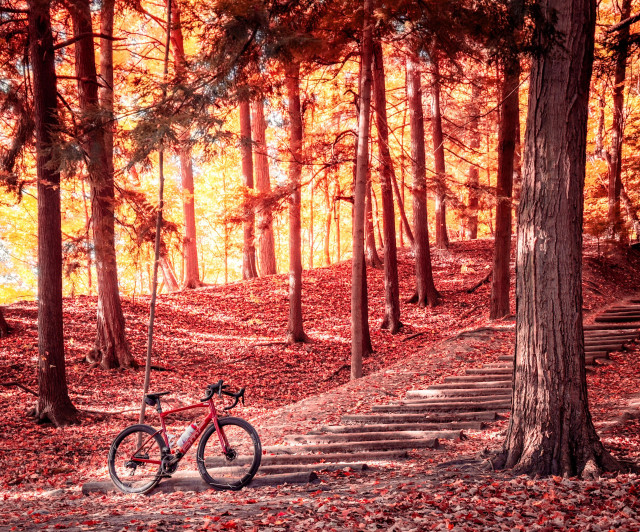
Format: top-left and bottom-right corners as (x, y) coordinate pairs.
(3, 323), (640, 531)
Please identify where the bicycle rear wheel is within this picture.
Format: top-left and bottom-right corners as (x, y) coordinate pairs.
(108, 424), (165, 494)
(196, 417), (261, 490)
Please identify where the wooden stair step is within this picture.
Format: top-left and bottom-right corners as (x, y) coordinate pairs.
(429, 381), (512, 390)
(444, 375), (512, 383)
(403, 393), (510, 404)
(316, 421), (485, 433)
(262, 438), (440, 455)
(372, 401), (510, 413)
(406, 387), (511, 398)
(595, 316), (640, 323)
(205, 462), (369, 475)
(584, 343), (625, 351)
(465, 368), (513, 375)
(583, 324), (640, 331)
(82, 471), (317, 495)
(284, 430), (464, 445)
(341, 412), (500, 424)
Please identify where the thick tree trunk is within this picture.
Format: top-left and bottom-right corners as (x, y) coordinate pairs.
(365, 177), (382, 268)
(29, 0), (79, 426)
(490, 54), (520, 320)
(351, 0), (374, 379)
(285, 62), (308, 343)
(406, 54), (439, 308)
(251, 99), (277, 276)
(607, 0), (632, 243)
(71, 0), (133, 370)
(0, 307), (9, 337)
(372, 41), (401, 333)
(429, 55), (449, 249)
(239, 95), (258, 280)
(497, 0), (618, 477)
(466, 84), (481, 240)
(167, 0), (202, 288)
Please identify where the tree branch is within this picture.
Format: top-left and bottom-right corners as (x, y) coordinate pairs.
(54, 32), (124, 50)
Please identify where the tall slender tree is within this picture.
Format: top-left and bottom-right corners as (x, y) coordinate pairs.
(239, 93), (258, 280)
(251, 99), (277, 276)
(406, 53), (438, 307)
(372, 40), (401, 333)
(29, 0), (79, 426)
(490, 0), (523, 320)
(466, 83), (481, 240)
(169, 0), (203, 288)
(496, 0), (618, 477)
(351, 0), (374, 379)
(70, 0), (134, 369)
(285, 61), (308, 343)
(429, 53), (449, 249)
(606, 0), (632, 242)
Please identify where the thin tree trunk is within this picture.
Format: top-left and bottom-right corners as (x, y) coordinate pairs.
(164, 0), (202, 287)
(71, 0), (133, 370)
(285, 61), (308, 343)
(607, 0), (632, 243)
(620, 181), (640, 239)
(365, 177), (382, 268)
(29, 0), (79, 426)
(335, 185), (341, 263)
(239, 94), (258, 279)
(466, 84), (481, 239)
(351, 0), (374, 379)
(323, 172), (332, 266)
(490, 56), (520, 320)
(429, 54), (449, 249)
(372, 41), (401, 333)
(406, 53), (439, 307)
(251, 99), (277, 276)
(81, 178), (92, 295)
(0, 307), (8, 337)
(496, 0), (618, 477)
(159, 250), (180, 292)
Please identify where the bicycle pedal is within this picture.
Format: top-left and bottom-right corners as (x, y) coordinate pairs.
(158, 474), (173, 479)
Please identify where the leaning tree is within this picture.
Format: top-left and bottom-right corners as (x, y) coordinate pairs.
(495, 0), (619, 476)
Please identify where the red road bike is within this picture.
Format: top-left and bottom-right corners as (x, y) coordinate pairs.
(108, 381), (262, 494)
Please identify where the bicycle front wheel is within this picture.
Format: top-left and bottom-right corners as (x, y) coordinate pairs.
(196, 417), (261, 490)
(108, 424), (165, 494)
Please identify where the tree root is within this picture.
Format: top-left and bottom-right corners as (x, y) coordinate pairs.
(2, 381), (38, 396)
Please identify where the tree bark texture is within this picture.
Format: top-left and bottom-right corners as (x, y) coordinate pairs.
(0, 307), (9, 337)
(490, 55), (520, 320)
(607, 0), (632, 242)
(29, 0), (79, 426)
(406, 55), (439, 308)
(351, 0), (374, 379)
(499, 0), (617, 477)
(365, 174), (382, 268)
(285, 62), (308, 343)
(239, 95), (258, 280)
(169, 0), (202, 287)
(251, 99), (277, 276)
(70, 0), (133, 370)
(430, 55), (449, 249)
(466, 83), (481, 240)
(372, 41), (402, 334)
(323, 174), (332, 266)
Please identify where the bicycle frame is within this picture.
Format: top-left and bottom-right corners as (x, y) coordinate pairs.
(129, 398), (231, 467)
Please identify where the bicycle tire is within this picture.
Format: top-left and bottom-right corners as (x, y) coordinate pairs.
(108, 424), (165, 494)
(196, 417), (261, 490)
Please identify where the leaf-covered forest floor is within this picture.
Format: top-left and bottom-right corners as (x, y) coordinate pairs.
(1, 239), (640, 530)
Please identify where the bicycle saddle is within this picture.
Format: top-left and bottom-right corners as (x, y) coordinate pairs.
(144, 391), (171, 406)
